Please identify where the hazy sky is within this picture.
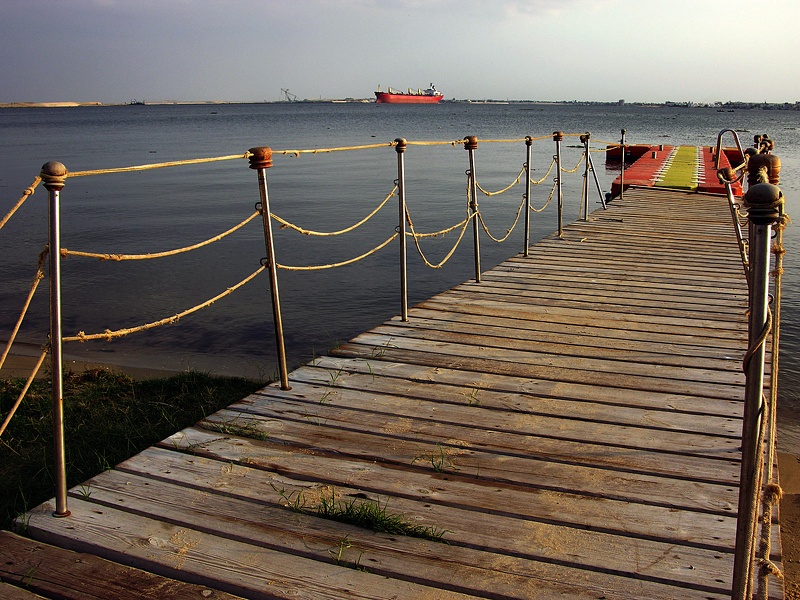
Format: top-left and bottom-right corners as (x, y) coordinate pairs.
(3, 0), (798, 104)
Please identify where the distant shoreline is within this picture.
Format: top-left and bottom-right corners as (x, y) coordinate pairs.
(2, 99), (799, 110)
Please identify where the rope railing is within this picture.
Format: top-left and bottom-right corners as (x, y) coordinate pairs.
(477, 196), (527, 243)
(271, 185), (397, 236)
(68, 153), (252, 178)
(62, 210), (261, 261)
(3, 130), (600, 516)
(276, 233), (399, 271)
(62, 264), (267, 342)
(475, 165), (526, 196)
(406, 208), (473, 269)
(0, 177), (42, 232)
(0, 248), (49, 373)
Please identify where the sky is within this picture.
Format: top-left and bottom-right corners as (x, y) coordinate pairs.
(2, 0), (799, 105)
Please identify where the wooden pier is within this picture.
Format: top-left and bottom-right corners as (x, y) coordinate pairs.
(7, 186), (783, 598)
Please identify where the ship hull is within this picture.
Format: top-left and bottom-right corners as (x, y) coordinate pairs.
(375, 92), (444, 104)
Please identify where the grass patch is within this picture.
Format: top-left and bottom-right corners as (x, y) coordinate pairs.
(0, 368), (263, 530)
(272, 483), (448, 542)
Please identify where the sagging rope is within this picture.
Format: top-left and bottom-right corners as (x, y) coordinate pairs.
(0, 343), (50, 439)
(560, 154), (586, 174)
(62, 210), (261, 261)
(478, 196), (527, 243)
(530, 159), (557, 185)
(406, 206), (473, 269)
(0, 247), (48, 372)
(276, 233), (398, 271)
(0, 177), (41, 232)
(63, 265), (266, 342)
(475, 166), (525, 197)
(272, 185), (397, 236)
(531, 181), (558, 213)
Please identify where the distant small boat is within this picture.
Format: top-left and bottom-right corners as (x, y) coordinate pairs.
(375, 84), (444, 104)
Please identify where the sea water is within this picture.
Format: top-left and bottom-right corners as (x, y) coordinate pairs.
(1, 102), (799, 443)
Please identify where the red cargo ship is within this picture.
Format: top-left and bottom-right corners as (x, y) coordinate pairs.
(374, 84), (444, 104)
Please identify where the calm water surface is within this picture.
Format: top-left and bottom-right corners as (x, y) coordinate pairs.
(2, 102), (799, 445)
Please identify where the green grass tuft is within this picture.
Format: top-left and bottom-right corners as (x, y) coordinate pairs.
(0, 368), (263, 530)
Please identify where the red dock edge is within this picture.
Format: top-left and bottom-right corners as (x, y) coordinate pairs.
(608, 145), (743, 198)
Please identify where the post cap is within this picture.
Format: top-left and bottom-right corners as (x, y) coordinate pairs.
(394, 138), (407, 153)
(464, 135), (478, 150)
(248, 147), (273, 169)
(743, 182), (784, 225)
(552, 131), (563, 141)
(40, 161), (68, 190)
(747, 152), (781, 185)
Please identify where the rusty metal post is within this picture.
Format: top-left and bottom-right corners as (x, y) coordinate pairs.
(619, 129), (626, 200)
(395, 138), (409, 321)
(465, 136), (481, 282)
(731, 182), (785, 600)
(523, 136), (533, 257)
(249, 147), (290, 390)
(553, 132), (564, 237)
(41, 161), (70, 518)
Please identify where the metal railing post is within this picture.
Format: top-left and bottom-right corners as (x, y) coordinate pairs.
(731, 181), (785, 600)
(523, 136), (532, 257)
(395, 138), (409, 322)
(465, 136), (481, 282)
(580, 133), (591, 220)
(41, 161), (70, 518)
(553, 132), (563, 237)
(619, 129), (626, 200)
(249, 147), (290, 390)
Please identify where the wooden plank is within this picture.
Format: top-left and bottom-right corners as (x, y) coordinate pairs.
(24, 500), (477, 600)
(198, 407), (739, 515)
(155, 431), (738, 553)
(298, 357), (744, 428)
(308, 355), (745, 418)
(0, 530), (242, 600)
(363, 322), (743, 372)
(76, 468), (732, 598)
(332, 338), (745, 398)
(0, 582), (47, 600)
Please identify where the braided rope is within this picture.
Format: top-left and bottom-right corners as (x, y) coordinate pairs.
(0, 177), (41, 232)
(0, 343), (50, 439)
(62, 211), (261, 261)
(756, 215), (789, 599)
(406, 206), (473, 269)
(475, 166), (526, 196)
(275, 142), (394, 157)
(406, 216), (471, 239)
(477, 202), (525, 243)
(560, 154), (585, 174)
(63, 265), (266, 342)
(530, 159), (556, 185)
(530, 181), (557, 213)
(271, 186), (396, 236)
(0, 248), (48, 372)
(68, 153), (251, 177)
(277, 233), (398, 271)
(406, 139), (468, 147)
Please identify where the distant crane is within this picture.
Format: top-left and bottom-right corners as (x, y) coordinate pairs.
(281, 88), (297, 102)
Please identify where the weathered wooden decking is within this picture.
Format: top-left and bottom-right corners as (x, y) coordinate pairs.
(15, 187), (783, 598)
